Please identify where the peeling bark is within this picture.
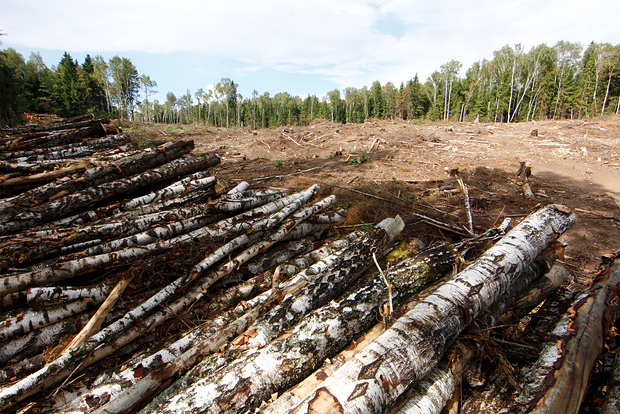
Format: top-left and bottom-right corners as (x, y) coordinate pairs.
(517, 258), (620, 414)
(287, 205), (576, 414)
(147, 239), (455, 414)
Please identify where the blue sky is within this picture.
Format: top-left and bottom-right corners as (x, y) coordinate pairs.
(2, 0), (619, 103)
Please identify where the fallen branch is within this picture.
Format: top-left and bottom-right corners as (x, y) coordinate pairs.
(61, 274), (135, 354)
(450, 169), (475, 236)
(249, 165), (326, 182)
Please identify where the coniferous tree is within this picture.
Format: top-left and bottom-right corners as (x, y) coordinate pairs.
(56, 52), (85, 117)
(370, 80), (385, 119)
(81, 54), (106, 114)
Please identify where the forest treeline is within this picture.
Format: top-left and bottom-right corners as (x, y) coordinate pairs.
(1, 40), (619, 127)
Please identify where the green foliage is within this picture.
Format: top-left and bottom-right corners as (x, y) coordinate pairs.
(109, 56), (139, 119)
(1, 39), (619, 127)
(57, 52), (85, 117)
(0, 49), (25, 125)
(275, 160), (283, 168)
(334, 201), (353, 210)
(359, 222), (374, 233)
(349, 153), (369, 165)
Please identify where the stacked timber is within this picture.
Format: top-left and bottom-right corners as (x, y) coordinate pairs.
(0, 116), (618, 413)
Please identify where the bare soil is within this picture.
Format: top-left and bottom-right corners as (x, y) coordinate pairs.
(147, 115), (620, 279)
(180, 116), (620, 411)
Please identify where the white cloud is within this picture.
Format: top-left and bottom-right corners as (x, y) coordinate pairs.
(3, 0), (619, 93)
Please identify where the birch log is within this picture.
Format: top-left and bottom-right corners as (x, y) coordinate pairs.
(0, 139), (195, 217)
(517, 257), (620, 414)
(387, 342), (477, 414)
(387, 252), (568, 414)
(2, 154), (220, 234)
(0, 185), (317, 295)
(0, 203), (219, 270)
(0, 123), (108, 153)
(120, 176), (216, 211)
(60, 233), (358, 413)
(0, 186), (322, 410)
(146, 240), (454, 414)
(49, 197), (334, 413)
(0, 315), (89, 365)
(245, 215), (405, 349)
(84, 219), (401, 414)
(287, 204), (576, 414)
(0, 297), (100, 343)
(0, 132), (129, 164)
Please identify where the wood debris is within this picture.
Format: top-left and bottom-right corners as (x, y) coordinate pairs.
(0, 115), (618, 414)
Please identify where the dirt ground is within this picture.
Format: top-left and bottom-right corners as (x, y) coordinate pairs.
(172, 116), (620, 411)
(148, 115), (620, 280)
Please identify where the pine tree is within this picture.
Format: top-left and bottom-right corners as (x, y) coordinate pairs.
(57, 52), (85, 117)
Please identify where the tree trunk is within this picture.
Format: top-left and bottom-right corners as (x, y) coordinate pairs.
(518, 257), (620, 413)
(0, 186), (325, 411)
(146, 240), (455, 414)
(387, 342), (476, 414)
(0, 139), (196, 217)
(0, 154), (220, 235)
(59, 233), (359, 413)
(0, 185), (317, 295)
(287, 205), (575, 414)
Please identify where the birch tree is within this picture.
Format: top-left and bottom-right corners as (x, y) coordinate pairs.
(108, 56), (139, 120)
(599, 43), (620, 115)
(139, 74), (157, 122)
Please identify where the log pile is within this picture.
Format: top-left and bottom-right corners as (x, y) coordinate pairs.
(0, 116), (619, 413)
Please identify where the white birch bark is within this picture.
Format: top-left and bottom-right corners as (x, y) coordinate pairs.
(120, 176), (216, 211)
(60, 233), (359, 413)
(1, 154), (219, 235)
(26, 285), (113, 307)
(0, 186), (324, 411)
(0, 298), (100, 343)
(388, 343), (476, 414)
(0, 140), (195, 217)
(56, 199), (335, 412)
(288, 204), (576, 414)
(0, 204), (217, 270)
(147, 238), (455, 414)
(0, 315), (89, 365)
(0, 185), (319, 295)
(208, 190), (287, 213)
